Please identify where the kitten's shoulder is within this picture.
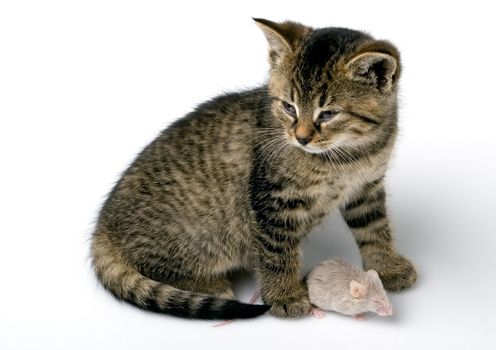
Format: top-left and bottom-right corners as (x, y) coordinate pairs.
(163, 85), (268, 133)
(195, 85), (269, 115)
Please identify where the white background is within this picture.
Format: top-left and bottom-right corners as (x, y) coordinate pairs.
(1, 1), (495, 349)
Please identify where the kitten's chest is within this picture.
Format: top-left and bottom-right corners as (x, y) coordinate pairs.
(286, 161), (379, 215)
(302, 174), (357, 214)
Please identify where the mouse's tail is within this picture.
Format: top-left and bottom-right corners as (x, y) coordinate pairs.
(91, 230), (269, 320)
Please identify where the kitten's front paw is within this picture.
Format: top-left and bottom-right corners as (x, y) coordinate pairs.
(364, 253), (417, 292)
(269, 296), (312, 318)
(263, 282), (311, 318)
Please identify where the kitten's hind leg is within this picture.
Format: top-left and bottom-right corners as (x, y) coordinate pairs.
(214, 286), (235, 300)
(171, 276), (235, 299)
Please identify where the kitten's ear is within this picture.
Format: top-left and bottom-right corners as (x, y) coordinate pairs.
(345, 41), (400, 93)
(253, 18), (312, 66)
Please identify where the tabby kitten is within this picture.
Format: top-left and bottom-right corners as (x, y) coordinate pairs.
(91, 18), (417, 320)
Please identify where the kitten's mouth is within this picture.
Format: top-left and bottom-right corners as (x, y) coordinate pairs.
(285, 134), (332, 154)
(290, 140), (325, 154)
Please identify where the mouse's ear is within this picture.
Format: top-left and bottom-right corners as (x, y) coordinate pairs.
(366, 269), (380, 280)
(350, 280), (368, 298)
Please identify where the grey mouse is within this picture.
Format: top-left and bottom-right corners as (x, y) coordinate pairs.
(306, 258), (393, 319)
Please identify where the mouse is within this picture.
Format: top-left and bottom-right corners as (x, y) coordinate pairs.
(306, 258), (393, 319)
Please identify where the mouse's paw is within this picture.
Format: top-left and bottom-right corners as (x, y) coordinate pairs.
(353, 313), (367, 320)
(311, 307), (326, 319)
(269, 296), (312, 318)
(364, 252), (417, 292)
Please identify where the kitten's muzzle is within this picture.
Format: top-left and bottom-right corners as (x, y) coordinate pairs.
(294, 119), (315, 146)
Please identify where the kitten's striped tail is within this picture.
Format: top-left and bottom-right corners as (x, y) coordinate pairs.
(91, 231), (269, 320)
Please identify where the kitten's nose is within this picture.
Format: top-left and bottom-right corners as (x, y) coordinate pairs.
(296, 135), (311, 145)
(295, 120), (315, 146)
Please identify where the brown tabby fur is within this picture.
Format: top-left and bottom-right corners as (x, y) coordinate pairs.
(91, 18), (417, 320)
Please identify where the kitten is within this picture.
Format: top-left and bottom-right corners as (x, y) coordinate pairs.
(91, 18), (417, 320)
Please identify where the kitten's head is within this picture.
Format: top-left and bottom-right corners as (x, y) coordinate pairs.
(254, 18), (400, 155)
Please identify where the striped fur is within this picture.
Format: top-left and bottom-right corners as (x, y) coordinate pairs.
(92, 229), (269, 319)
(91, 19), (416, 320)
(341, 178), (417, 291)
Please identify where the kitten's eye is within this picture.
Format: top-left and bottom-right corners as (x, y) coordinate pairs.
(318, 110), (338, 122)
(281, 101), (297, 117)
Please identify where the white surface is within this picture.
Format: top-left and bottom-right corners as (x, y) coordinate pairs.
(1, 1), (495, 349)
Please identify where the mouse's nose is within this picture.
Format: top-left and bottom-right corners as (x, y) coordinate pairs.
(378, 306), (393, 316)
(296, 135), (311, 145)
